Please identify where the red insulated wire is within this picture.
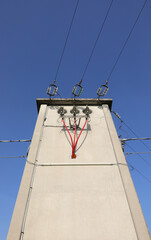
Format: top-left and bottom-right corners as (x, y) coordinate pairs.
(62, 118), (75, 158)
(62, 118), (87, 158)
(62, 119), (73, 146)
(74, 119), (87, 149)
(71, 119), (77, 158)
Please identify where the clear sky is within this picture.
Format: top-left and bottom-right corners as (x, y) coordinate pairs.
(0, 0), (151, 238)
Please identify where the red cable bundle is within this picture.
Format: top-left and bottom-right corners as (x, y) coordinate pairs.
(62, 118), (87, 158)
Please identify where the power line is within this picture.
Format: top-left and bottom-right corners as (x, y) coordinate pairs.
(107, 0), (147, 82)
(127, 161), (151, 184)
(27, 160), (129, 167)
(80, 0), (114, 82)
(112, 111), (151, 166)
(1, 155), (150, 184)
(54, 0), (79, 82)
(0, 139), (31, 143)
(125, 151), (151, 155)
(122, 121), (151, 151)
(112, 111), (151, 152)
(0, 156), (26, 159)
(125, 142), (151, 167)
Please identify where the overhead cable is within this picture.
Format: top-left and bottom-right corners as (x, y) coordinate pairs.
(3, 155), (149, 183)
(112, 111), (151, 151)
(127, 161), (151, 184)
(27, 160), (129, 167)
(0, 139), (31, 143)
(54, 0), (79, 82)
(125, 142), (151, 167)
(122, 121), (151, 151)
(0, 156), (26, 159)
(125, 151), (151, 155)
(80, 0), (114, 83)
(107, 0), (147, 82)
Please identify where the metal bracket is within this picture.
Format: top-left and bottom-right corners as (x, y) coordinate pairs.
(69, 117), (81, 130)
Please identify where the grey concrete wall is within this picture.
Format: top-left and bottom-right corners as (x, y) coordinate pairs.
(7, 101), (150, 240)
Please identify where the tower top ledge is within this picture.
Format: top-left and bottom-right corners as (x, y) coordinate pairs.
(36, 98), (112, 112)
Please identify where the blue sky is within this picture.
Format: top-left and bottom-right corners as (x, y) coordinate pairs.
(0, 0), (151, 238)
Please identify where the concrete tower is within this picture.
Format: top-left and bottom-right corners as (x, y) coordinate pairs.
(7, 98), (150, 240)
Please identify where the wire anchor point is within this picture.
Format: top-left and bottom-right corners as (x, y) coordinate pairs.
(47, 79), (60, 98)
(97, 79), (109, 99)
(72, 80), (83, 98)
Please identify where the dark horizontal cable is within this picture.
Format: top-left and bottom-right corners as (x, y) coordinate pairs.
(107, 0), (147, 81)
(0, 156), (26, 159)
(0, 139), (31, 143)
(125, 151), (151, 155)
(54, 0), (79, 81)
(125, 142), (151, 167)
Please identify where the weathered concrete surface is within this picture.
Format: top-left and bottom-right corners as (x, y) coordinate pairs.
(7, 99), (150, 240)
(7, 105), (47, 240)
